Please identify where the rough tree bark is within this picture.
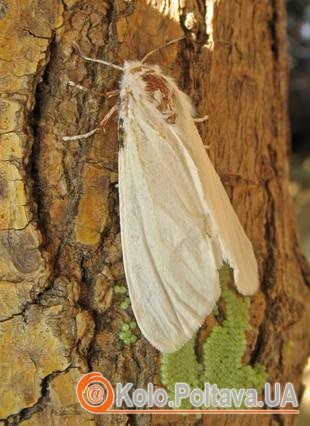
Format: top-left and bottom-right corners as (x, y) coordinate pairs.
(0, 0), (308, 425)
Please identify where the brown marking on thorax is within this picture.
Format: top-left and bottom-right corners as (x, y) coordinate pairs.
(142, 72), (176, 124)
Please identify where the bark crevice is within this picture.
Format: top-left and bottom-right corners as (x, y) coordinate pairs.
(3, 366), (74, 425)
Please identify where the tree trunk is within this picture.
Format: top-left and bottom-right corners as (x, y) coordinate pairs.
(0, 0), (308, 425)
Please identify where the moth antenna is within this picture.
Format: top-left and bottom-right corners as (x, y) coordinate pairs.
(73, 42), (124, 71)
(141, 36), (184, 64)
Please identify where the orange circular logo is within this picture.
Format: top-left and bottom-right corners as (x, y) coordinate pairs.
(76, 372), (114, 413)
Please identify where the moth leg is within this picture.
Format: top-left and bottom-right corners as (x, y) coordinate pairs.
(193, 115), (210, 149)
(63, 127), (99, 141)
(62, 104), (118, 141)
(66, 79), (120, 99)
(67, 80), (89, 92)
(105, 89), (120, 99)
(98, 103), (119, 131)
(194, 115), (208, 123)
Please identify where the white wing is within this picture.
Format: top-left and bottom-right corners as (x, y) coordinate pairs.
(171, 89), (259, 296)
(118, 63), (259, 353)
(119, 93), (220, 353)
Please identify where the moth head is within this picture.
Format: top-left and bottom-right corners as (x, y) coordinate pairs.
(124, 61), (177, 124)
(124, 61), (150, 75)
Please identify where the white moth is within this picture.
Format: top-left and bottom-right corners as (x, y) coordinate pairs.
(64, 41), (259, 353)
